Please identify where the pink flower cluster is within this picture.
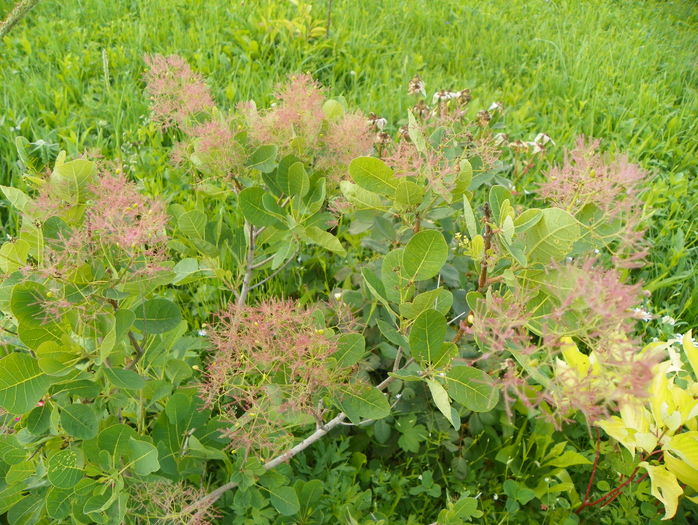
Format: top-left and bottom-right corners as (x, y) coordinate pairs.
(244, 74), (373, 177)
(86, 172), (168, 252)
(468, 259), (657, 424)
(200, 299), (343, 456)
(145, 56), (374, 182)
(538, 138), (648, 267)
(143, 54), (214, 129)
(34, 169), (168, 286)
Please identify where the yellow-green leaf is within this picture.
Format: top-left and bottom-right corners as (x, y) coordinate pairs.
(683, 331), (698, 380)
(639, 462), (682, 520)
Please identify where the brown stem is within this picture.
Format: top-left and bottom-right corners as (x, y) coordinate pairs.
(326, 0), (333, 37)
(183, 372), (400, 514)
(125, 332), (144, 370)
(413, 216), (421, 234)
(477, 203), (493, 292)
(582, 428), (601, 505)
(236, 224), (257, 307)
(576, 446), (661, 514)
(452, 322), (466, 344)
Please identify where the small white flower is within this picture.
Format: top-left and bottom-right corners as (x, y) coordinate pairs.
(493, 494), (499, 501)
(661, 315), (676, 326)
(395, 393), (402, 399)
(594, 249), (600, 254)
(631, 308), (653, 322)
(493, 132), (508, 146)
(197, 329), (207, 336)
(418, 475), (423, 481)
(432, 90), (457, 104)
(334, 292), (343, 301)
(534, 133), (554, 146)
(488, 102), (503, 112)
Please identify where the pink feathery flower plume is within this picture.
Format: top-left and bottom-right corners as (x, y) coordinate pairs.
(246, 74), (325, 152)
(86, 172), (168, 254)
(318, 111), (373, 172)
(539, 137), (645, 217)
(144, 54), (214, 129)
(538, 137), (648, 267)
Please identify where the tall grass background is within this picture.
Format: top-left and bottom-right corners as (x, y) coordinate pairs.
(1, 0), (696, 324)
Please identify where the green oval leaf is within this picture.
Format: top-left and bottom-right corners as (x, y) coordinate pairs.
(270, 485), (301, 516)
(333, 333), (365, 369)
(339, 180), (386, 210)
(395, 180), (424, 209)
(402, 230), (448, 281)
(47, 450), (83, 489)
(245, 144), (278, 173)
(286, 162), (310, 197)
(128, 438), (160, 476)
(0, 353), (53, 414)
(25, 402), (51, 435)
(133, 298), (182, 334)
(349, 157), (398, 196)
(444, 365), (499, 412)
(98, 424), (137, 459)
(335, 383), (390, 424)
(381, 248), (409, 303)
(60, 403), (98, 440)
(399, 288), (453, 320)
(526, 208), (580, 263)
(301, 226), (346, 256)
(46, 487), (74, 520)
(239, 187), (285, 227)
(103, 368), (146, 390)
(409, 309), (447, 366)
(514, 208), (543, 233)
(10, 282), (55, 326)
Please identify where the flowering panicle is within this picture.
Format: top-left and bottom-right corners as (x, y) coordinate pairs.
(246, 73), (325, 153)
(32, 169), (168, 286)
(200, 299), (348, 456)
(86, 172), (168, 252)
(145, 56), (374, 183)
(172, 119), (246, 178)
(318, 111), (374, 174)
(130, 481), (219, 525)
(144, 54), (214, 130)
(539, 137), (647, 266)
(469, 259), (658, 423)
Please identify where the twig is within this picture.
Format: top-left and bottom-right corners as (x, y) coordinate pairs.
(183, 372), (399, 516)
(250, 254), (274, 270)
(248, 252), (297, 291)
(125, 332), (144, 370)
(477, 203), (493, 292)
(580, 428), (601, 507)
(325, 0), (333, 37)
(236, 224), (257, 307)
(0, 0), (40, 40)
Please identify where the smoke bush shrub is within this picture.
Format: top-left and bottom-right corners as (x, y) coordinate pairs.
(0, 56), (692, 523)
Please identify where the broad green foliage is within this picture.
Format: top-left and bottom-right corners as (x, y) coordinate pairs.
(0, 24), (694, 521)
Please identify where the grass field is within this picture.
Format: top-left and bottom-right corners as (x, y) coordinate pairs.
(2, 2), (698, 523)
(1, 0), (696, 323)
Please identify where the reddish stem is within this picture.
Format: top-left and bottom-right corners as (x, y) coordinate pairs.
(477, 203), (493, 292)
